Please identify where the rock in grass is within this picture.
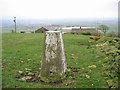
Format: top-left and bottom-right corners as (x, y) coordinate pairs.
(85, 75), (90, 79)
(106, 79), (113, 88)
(88, 65), (96, 68)
(18, 71), (23, 74)
(28, 72), (34, 76)
(20, 76), (32, 81)
(25, 68), (32, 71)
(20, 77), (26, 81)
(25, 76), (32, 80)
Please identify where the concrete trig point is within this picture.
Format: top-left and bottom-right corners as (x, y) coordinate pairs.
(40, 31), (67, 81)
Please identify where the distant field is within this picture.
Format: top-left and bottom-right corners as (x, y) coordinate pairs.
(109, 26), (118, 32)
(2, 25), (118, 32)
(2, 33), (118, 88)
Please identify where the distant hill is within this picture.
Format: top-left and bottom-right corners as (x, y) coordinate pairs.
(2, 18), (118, 33)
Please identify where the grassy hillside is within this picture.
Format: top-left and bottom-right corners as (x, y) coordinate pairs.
(2, 33), (118, 88)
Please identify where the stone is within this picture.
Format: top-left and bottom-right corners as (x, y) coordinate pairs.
(40, 31), (67, 81)
(88, 65), (97, 68)
(28, 72), (34, 76)
(20, 76), (32, 81)
(18, 71), (23, 74)
(85, 75), (90, 79)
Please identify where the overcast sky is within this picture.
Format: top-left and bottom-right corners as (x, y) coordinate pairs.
(1, 0), (119, 20)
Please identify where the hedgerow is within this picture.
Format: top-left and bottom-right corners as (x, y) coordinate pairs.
(96, 38), (120, 88)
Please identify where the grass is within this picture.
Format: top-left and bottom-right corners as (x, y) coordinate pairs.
(2, 33), (117, 88)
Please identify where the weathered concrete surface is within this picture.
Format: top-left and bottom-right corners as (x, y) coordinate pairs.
(40, 31), (67, 81)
